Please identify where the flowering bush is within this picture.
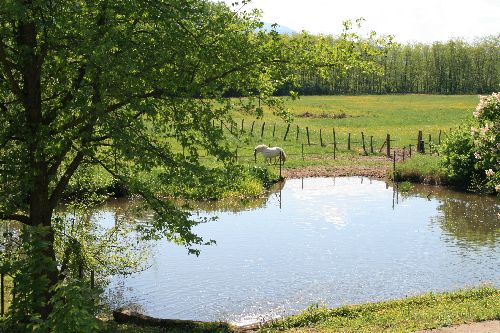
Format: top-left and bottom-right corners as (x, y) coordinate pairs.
(471, 93), (499, 193)
(441, 92), (499, 193)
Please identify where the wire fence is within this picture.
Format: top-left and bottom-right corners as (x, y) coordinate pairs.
(197, 119), (448, 163)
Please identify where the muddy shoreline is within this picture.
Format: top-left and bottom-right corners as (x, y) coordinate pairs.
(283, 165), (388, 179)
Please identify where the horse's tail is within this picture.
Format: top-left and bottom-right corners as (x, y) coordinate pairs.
(280, 148), (287, 163)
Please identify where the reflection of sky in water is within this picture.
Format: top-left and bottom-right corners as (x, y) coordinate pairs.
(107, 177), (500, 325)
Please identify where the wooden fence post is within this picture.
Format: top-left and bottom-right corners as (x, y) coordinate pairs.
(417, 130), (425, 153)
(402, 147), (405, 161)
(409, 144), (412, 157)
(306, 127), (310, 145)
(361, 132), (367, 155)
(283, 123), (291, 141)
(333, 128), (337, 159)
(438, 130), (441, 145)
(250, 121), (255, 136)
(296, 125), (299, 140)
(261, 122), (265, 137)
(272, 123), (276, 137)
(386, 134), (391, 158)
(348, 133), (351, 150)
(370, 135), (374, 154)
(320, 129), (323, 147)
(301, 143), (304, 160)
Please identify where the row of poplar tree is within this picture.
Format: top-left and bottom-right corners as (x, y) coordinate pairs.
(282, 36), (499, 95)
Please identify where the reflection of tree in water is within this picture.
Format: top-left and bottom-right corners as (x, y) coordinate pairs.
(434, 197), (499, 247)
(399, 184), (499, 247)
(175, 180), (285, 214)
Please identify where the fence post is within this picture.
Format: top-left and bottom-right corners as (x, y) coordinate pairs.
(385, 134), (391, 157)
(361, 132), (367, 155)
(370, 135), (374, 154)
(261, 122), (265, 137)
(402, 147), (405, 161)
(333, 128), (336, 159)
(306, 127), (310, 145)
(296, 125), (299, 140)
(428, 133), (431, 143)
(301, 143), (304, 160)
(283, 123), (291, 141)
(250, 121), (255, 136)
(348, 133), (351, 150)
(409, 144), (412, 157)
(273, 123), (276, 137)
(438, 130), (441, 145)
(417, 130), (425, 153)
(386, 133), (391, 158)
(320, 129), (323, 147)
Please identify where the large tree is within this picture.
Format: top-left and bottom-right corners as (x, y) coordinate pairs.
(0, 0), (385, 330)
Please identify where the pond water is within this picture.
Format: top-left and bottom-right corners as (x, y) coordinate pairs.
(105, 177), (499, 325)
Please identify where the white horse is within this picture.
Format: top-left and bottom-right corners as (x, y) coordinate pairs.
(253, 144), (287, 164)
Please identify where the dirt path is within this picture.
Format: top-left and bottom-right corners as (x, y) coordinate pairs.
(414, 320), (500, 333)
(283, 165), (388, 179)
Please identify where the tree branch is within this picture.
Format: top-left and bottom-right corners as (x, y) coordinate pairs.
(0, 212), (30, 225)
(0, 41), (23, 100)
(49, 151), (85, 209)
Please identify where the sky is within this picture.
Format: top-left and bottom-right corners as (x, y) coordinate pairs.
(219, 0), (499, 43)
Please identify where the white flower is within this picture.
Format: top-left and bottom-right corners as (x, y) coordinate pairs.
(474, 152), (481, 159)
(496, 185), (500, 192)
(485, 169), (494, 177)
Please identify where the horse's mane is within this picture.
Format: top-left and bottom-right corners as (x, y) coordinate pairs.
(254, 144), (268, 149)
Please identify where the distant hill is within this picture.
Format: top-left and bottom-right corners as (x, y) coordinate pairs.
(260, 22), (296, 35)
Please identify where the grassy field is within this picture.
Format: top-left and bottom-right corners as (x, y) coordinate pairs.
(223, 95), (477, 170)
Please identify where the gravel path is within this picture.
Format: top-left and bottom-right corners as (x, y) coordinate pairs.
(414, 320), (500, 333)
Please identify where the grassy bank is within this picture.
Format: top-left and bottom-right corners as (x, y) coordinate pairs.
(261, 286), (499, 333)
(394, 154), (447, 185)
(98, 286), (499, 333)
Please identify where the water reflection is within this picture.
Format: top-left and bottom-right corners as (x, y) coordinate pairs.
(391, 184), (499, 247)
(105, 177), (499, 324)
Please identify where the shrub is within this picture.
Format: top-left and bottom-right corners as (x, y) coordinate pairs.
(440, 92), (499, 193)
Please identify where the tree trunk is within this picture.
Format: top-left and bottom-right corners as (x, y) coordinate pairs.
(18, 11), (59, 321)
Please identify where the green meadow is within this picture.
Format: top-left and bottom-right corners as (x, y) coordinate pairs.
(225, 94), (477, 168)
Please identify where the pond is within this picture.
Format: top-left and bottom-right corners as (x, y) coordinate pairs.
(105, 177), (499, 325)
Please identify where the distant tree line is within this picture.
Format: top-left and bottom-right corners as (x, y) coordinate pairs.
(280, 36), (499, 95)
